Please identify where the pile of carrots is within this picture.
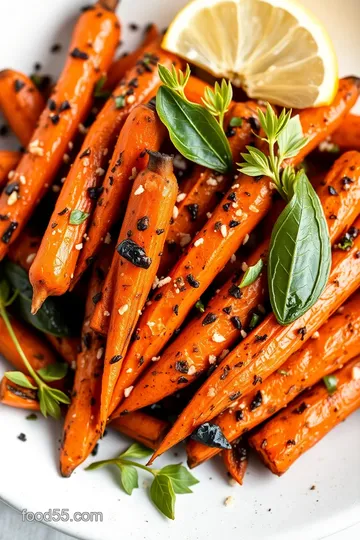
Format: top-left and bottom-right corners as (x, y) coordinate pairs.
(1, 0), (360, 487)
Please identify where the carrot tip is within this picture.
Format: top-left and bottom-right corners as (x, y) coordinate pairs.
(31, 287), (49, 314)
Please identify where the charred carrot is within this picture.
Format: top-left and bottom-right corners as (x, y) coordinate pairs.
(222, 439), (248, 485)
(331, 113), (360, 151)
(187, 290), (360, 467)
(72, 101), (167, 286)
(149, 216), (360, 463)
(98, 153), (177, 426)
(0, 375), (39, 410)
(249, 356), (360, 475)
(0, 70), (45, 146)
(113, 151), (360, 417)
(30, 46), (180, 312)
(46, 335), (80, 367)
(110, 411), (170, 450)
(0, 3), (120, 261)
(0, 151), (21, 189)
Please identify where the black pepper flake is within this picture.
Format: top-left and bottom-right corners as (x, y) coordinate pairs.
(230, 316), (242, 330)
(342, 176), (353, 186)
(214, 221), (222, 232)
(328, 186), (338, 196)
(83, 332), (92, 350)
(51, 222), (57, 229)
(229, 391), (241, 401)
(47, 98), (56, 111)
(187, 274), (200, 288)
(0, 125), (9, 136)
(255, 334), (267, 342)
(253, 374), (262, 385)
(79, 147), (91, 159)
(249, 117), (260, 131)
(17, 433), (27, 442)
(186, 203), (199, 222)
(175, 360), (189, 373)
(0, 214), (9, 221)
(228, 284), (242, 299)
(91, 443), (99, 456)
(70, 47), (89, 60)
(173, 304), (179, 316)
(229, 220), (240, 228)
(156, 228), (164, 235)
(220, 365), (230, 380)
(2, 221), (18, 244)
(235, 410), (244, 422)
(250, 390), (262, 411)
(154, 293), (163, 301)
(14, 79), (25, 92)
(261, 439), (268, 449)
(223, 202), (231, 212)
(223, 306), (232, 315)
(4, 182), (20, 196)
(92, 292), (102, 305)
(286, 439), (296, 446)
(356, 251), (360, 259)
(227, 192), (237, 202)
(87, 186), (104, 200)
(177, 376), (188, 384)
(128, 77), (139, 88)
(59, 100), (71, 112)
(58, 207), (68, 216)
(329, 214), (337, 220)
(129, 22), (139, 31)
(137, 216), (150, 231)
(110, 355), (123, 364)
(226, 127), (236, 138)
(202, 312), (217, 326)
(298, 326), (307, 341)
(117, 238), (152, 269)
(50, 114), (60, 125)
(51, 43), (62, 53)
(293, 402), (309, 414)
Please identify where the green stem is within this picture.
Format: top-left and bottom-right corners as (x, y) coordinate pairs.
(4, 290), (19, 307)
(268, 138), (285, 199)
(120, 458), (159, 476)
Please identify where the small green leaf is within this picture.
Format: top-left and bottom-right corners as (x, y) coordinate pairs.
(86, 458), (119, 471)
(4, 371), (37, 389)
(195, 300), (205, 313)
(278, 115), (308, 160)
(26, 413), (38, 420)
(69, 209), (89, 225)
(47, 387), (71, 405)
(249, 312), (261, 329)
(118, 464), (139, 495)
(323, 374), (338, 395)
(114, 95), (126, 109)
(150, 474), (176, 520)
(239, 146), (272, 178)
(94, 76), (111, 99)
(37, 363), (68, 382)
(160, 464), (199, 494)
(230, 117), (243, 127)
(202, 80), (233, 126)
(0, 277), (10, 303)
(156, 86), (232, 173)
(239, 259), (263, 288)
(120, 442), (153, 460)
(158, 64), (190, 96)
(38, 387), (61, 419)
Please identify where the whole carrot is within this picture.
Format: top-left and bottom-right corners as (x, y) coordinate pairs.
(30, 46), (180, 312)
(72, 101), (167, 286)
(187, 290), (360, 467)
(0, 375), (39, 410)
(0, 151), (22, 189)
(98, 152), (177, 427)
(222, 439), (248, 485)
(110, 411), (170, 450)
(0, 2), (120, 261)
(331, 113), (360, 151)
(0, 70), (45, 146)
(249, 356), (360, 475)
(149, 216), (360, 463)
(114, 151), (360, 417)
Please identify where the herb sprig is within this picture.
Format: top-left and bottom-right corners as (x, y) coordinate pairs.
(87, 443), (199, 519)
(239, 105), (331, 325)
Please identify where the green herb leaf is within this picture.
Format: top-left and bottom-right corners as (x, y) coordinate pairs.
(195, 300), (205, 313)
(38, 386), (61, 419)
(37, 362), (68, 382)
(202, 80), (233, 127)
(249, 312), (261, 329)
(156, 86), (232, 173)
(230, 116), (243, 127)
(239, 259), (263, 288)
(158, 64), (190, 97)
(46, 387), (71, 405)
(94, 76), (111, 99)
(268, 171), (331, 325)
(120, 442), (153, 460)
(278, 115), (308, 160)
(239, 145), (272, 178)
(150, 474), (176, 520)
(118, 464), (139, 495)
(86, 459), (118, 471)
(4, 371), (37, 389)
(323, 374), (338, 394)
(69, 209), (89, 225)
(160, 464), (199, 494)
(114, 95), (126, 109)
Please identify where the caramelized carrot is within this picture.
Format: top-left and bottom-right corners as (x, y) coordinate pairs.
(8, 228), (41, 271)
(98, 153), (177, 426)
(113, 151), (360, 417)
(60, 248), (112, 477)
(0, 3), (120, 261)
(0, 70), (45, 146)
(149, 216), (360, 463)
(250, 356), (360, 475)
(72, 101), (167, 286)
(30, 46), (180, 312)
(187, 291), (360, 467)
(0, 375), (39, 410)
(0, 151), (21, 189)
(110, 411), (170, 450)
(184, 76), (210, 105)
(46, 335), (80, 367)
(331, 113), (360, 151)
(222, 439), (248, 485)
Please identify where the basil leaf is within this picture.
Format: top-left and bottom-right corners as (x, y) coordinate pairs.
(268, 171), (331, 325)
(118, 464), (139, 495)
(69, 210), (89, 225)
(190, 422), (231, 449)
(37, 362), (68, 382)
(120, 443), (153, 460)
(156, 86), (232, 173)
(323, 374), (338, 395)
(4, 371), (37, 389)
(150, 474), (176, 520)
(239, 259), (263, 288)
(278, 115), (308, 160)
(160, 464), (199, 494)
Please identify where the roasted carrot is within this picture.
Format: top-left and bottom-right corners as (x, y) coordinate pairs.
(0, 3), (120, 261)
(249, 356), (360, 475)
(60, 247), (112, 477)
(30, 46), (180, 312)
(46, 335), (80, 367)
(8, 228), (41, 271)
(105, 24), (160, 89)
(0, 151), (21, 189)
(184, 76), (210, 105)
(187, 290), (360, 467)
(331, 113), (360, 151)
(149, 216), (360, 463)
(110, 411), (170, 450)
(222, 439), (248, 485)
(0, 70), (45, 146)
(0, 375), (39, 410)
(98, 152), (177, 427)
(72, 101), (167, 286)
(113, 151), (360, 417)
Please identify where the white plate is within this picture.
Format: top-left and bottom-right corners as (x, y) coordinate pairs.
(0, 1), (359, 539)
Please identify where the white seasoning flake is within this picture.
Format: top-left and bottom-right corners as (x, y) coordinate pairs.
(311, 331), (320, 339)
(104, 232), (111, 244)
(52, 185), (60, 193)
(26, 253), (36, 265)
(157, 276), (171, 288)
(130, 167), (137, 179)
(240, 329), (247, 339)
(188, 365), (196, 376)
(78, 123), (88, 134)
(194, 237), (204, 247)
(7, 191), (18, 206)
(83, 157), (90, 167)
(243, 234), (250, 245)
(68, 141), (74, 150)
(126, 368), (133, 374)
(63, 153), (70, 163)
(209, 354), (217, 365)
(96, 167), (105, 176)
(147, 321), (155, 327)
(127, 94), (135, 104)
(220, 224), (227, 238)
(249, 204), (259, 213)
(8, 170), (15, 180)
(104, 311), (110, 317)
(19, 175), (26, 185)
(173, 206), (179, 219)
(241, 262), (249, 272)
(134, 185), (144, 196)
(103, 148), (108, 156)
(206, 212), (212, 219)
(118, 304), (129, 315)
(173, 154), (187, 170)
(212, 332), (226, 343)
(151, 356), (160, 362)
(228, 478), (237, 487)
(152, 276), (160, 289)
(124, 386), (134, 398)
(230, 254), (236, 263)
(224, 496), (235, 507)
(232, 183), (239, 188)
(29, 140), (44, 156)
(207, 387), (216, 397)
(352, 366), (360, 380)
(235, 209), (243, 217)
(75, 243), (83, 251)
(206, 177), (218, 186)
(96, 348), (104, 360)
(176, 192), (186, 203)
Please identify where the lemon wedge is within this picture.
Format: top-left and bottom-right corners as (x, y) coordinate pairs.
(162, 0), (338, 108)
